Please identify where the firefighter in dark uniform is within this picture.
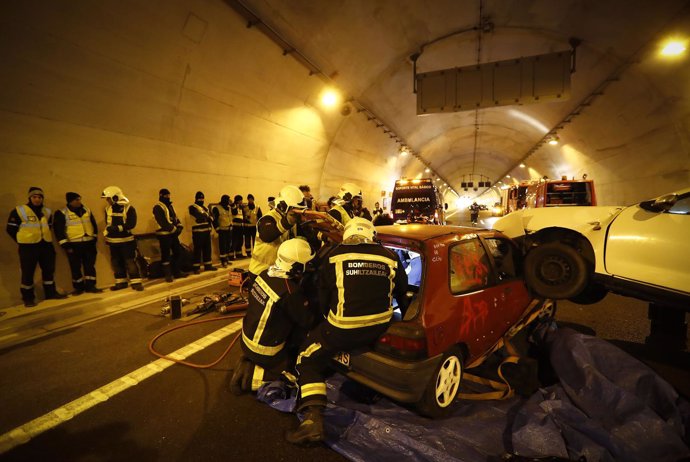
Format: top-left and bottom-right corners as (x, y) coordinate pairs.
(242, 193), (262, 258)
(153, 188), (187, 282)
(249, 185), (317, 280)
(53, 192), (102, 295)
(212, 194), (233, 267)
(328, 182), (364, 226)
(101, 186), (143, 291)
(469, 201), (481, 225)
(230, 238), (316, 395)
(188, 191), (216, 274)
(6, 187), (67, 307)
(286, 218), (409, 445)
(230, 195), (245, 260)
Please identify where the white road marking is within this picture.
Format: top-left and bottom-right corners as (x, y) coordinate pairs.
(0, 320), (242, 454)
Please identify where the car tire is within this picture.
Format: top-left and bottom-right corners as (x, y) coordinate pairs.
(524, 242), (589, 300)
(568, 282), (608, 305)
(416, 349), (464, 418)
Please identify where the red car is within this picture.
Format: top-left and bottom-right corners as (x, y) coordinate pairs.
(332, 224), (552, 417)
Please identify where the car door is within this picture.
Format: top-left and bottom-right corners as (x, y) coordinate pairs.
(447, 236), (519, 357)
(606, 191), (690, 293)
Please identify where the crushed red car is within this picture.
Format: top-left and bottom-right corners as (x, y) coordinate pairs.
(331, 224), (553, 417)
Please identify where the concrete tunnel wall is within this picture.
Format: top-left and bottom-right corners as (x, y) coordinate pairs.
(0, 0), (402, 307)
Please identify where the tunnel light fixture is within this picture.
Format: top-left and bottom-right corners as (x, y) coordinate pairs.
(425, 167), (430, 173)
(519, 163), (526, 168)
(548, 136), (559, 146)
(320, 88), (340, 107)
(399, 146), (409, 156)
(660, 39), (687, 57)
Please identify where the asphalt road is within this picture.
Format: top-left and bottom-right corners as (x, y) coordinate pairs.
(0, 281), (687, 461)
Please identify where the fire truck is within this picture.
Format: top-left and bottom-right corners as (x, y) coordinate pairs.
(503, 177), (596, 214)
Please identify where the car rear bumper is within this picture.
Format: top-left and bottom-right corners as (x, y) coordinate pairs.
(332, 351), (443, 404)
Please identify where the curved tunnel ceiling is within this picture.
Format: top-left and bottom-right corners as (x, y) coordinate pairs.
(239, 0), (690, 201)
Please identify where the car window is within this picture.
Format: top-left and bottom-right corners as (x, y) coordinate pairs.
(668, 194), (690, 215)
(449, 238), (491, 294)
(483, 237), (519, 280)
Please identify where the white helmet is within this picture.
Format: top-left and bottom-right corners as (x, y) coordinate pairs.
(343, 217), (376, 242)
(275, 238), (315, 275)
(101, 185), (127, 204)
(276, 185), (307, 211)
(338, 183), (362, 202)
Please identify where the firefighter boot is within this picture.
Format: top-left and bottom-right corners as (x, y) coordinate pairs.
(163, 264), (174, 283)
(285, 406), (324, 445)
(44, 283), (68, 300)
(204, 264), (217, 272)
(110, 282), (128, 291)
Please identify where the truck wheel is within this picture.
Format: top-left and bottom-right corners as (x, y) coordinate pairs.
(524, 242), (588, 300)
(569, 282), (608, 305)
(416, 350), (463, 418)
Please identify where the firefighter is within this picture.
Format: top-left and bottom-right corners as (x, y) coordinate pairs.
(286, 218), (409, 445)
(230, 238), (316, 395)
(298, 185), (315, 210)
(101, 186), (144, 291)
(188, 191), (216, 274)
(153, 188), (187, 283)
(212, 194), (232, 267)
(248, 185), (315, 280)
(469, 201), (480, 225)
(53, 192), (102, 294)
(242, 193), (262, 258)
(327, 183), (364, 226)
(230, 195), (245, 260)
(6, 187), (68, 307)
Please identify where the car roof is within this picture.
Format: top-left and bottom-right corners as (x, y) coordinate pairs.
(376, 224), (488, 242)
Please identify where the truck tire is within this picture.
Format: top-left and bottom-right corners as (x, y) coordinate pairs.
(524, 242), (588, 300)
(416, 349), (463, 418)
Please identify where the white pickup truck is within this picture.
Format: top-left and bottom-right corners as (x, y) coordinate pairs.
(493, 188), (690, 309)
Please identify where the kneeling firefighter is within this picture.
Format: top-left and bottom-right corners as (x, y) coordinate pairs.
(286, 218), (409, 445)
(231, 238), (316, 395)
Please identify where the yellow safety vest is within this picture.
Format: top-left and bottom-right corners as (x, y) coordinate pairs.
(245, 206), (260, 226)
(16, 205), (52, 244)
(330, 204), (352, 226)
(212, 205), (232, 230)
(105, 204), (134, 243)
(249, 209), (295, 275)
(62, 207), (95, 243)
(154, 202), (175, 235)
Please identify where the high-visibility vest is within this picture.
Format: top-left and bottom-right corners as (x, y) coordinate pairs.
(16, 205), (52, 244)
(248, 209), (295, 275)
(212, 205), (232, 230)
(154, 202), (175, 235)
(330, 204), (352, 226)
(62, 206), (95, 243)
(245, 206), (260, 226)
(190, 203), (212, 233)
(105, 204), (134, 243)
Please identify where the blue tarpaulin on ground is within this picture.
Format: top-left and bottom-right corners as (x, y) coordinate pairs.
(257, 328), (690, 462)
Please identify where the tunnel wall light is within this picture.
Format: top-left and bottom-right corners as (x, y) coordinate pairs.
(548, 136), (559, 145)
(660, 39), (687, 57)
(321, 89), (340, 107)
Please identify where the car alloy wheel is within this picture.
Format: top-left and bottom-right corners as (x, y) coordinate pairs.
(435, 355), (461, 407)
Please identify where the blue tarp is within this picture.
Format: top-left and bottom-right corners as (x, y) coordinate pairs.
(257, 327), (690, 461)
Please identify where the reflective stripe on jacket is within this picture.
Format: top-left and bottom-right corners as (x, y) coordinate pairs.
(105, 204), (134, 243)
(62, 206), (95, 243)
(241, 275), (287, 356)
(16, 205), (52, 244)
(154, 202), (175, 235)
(330, 204), (352, 226)
(190, 203), (212, 233)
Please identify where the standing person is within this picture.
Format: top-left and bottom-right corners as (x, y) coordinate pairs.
(248, 185), (315, 280)
(286, 218), (409, 445)
(53, 192), (102, 295)
(328, 183), (364, 226)
(101, 186), (144, 291)
(230, 195), (245, 260)
(230, 238), (316, 395)
(469, 201), (480, 225)
(267, 196), (276, 211)
(189, 191), (216, 274)
(372, 202), (384, 218)
(212, 195), (233, 267)
(243, 194), (262, 258)
(153, 188), (187, 283)
(6, 187), (67, 307)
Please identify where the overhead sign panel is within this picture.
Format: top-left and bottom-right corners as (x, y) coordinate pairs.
(416, 51), (572, 114)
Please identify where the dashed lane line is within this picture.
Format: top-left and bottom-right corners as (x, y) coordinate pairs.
(0, 319), (242, 454)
